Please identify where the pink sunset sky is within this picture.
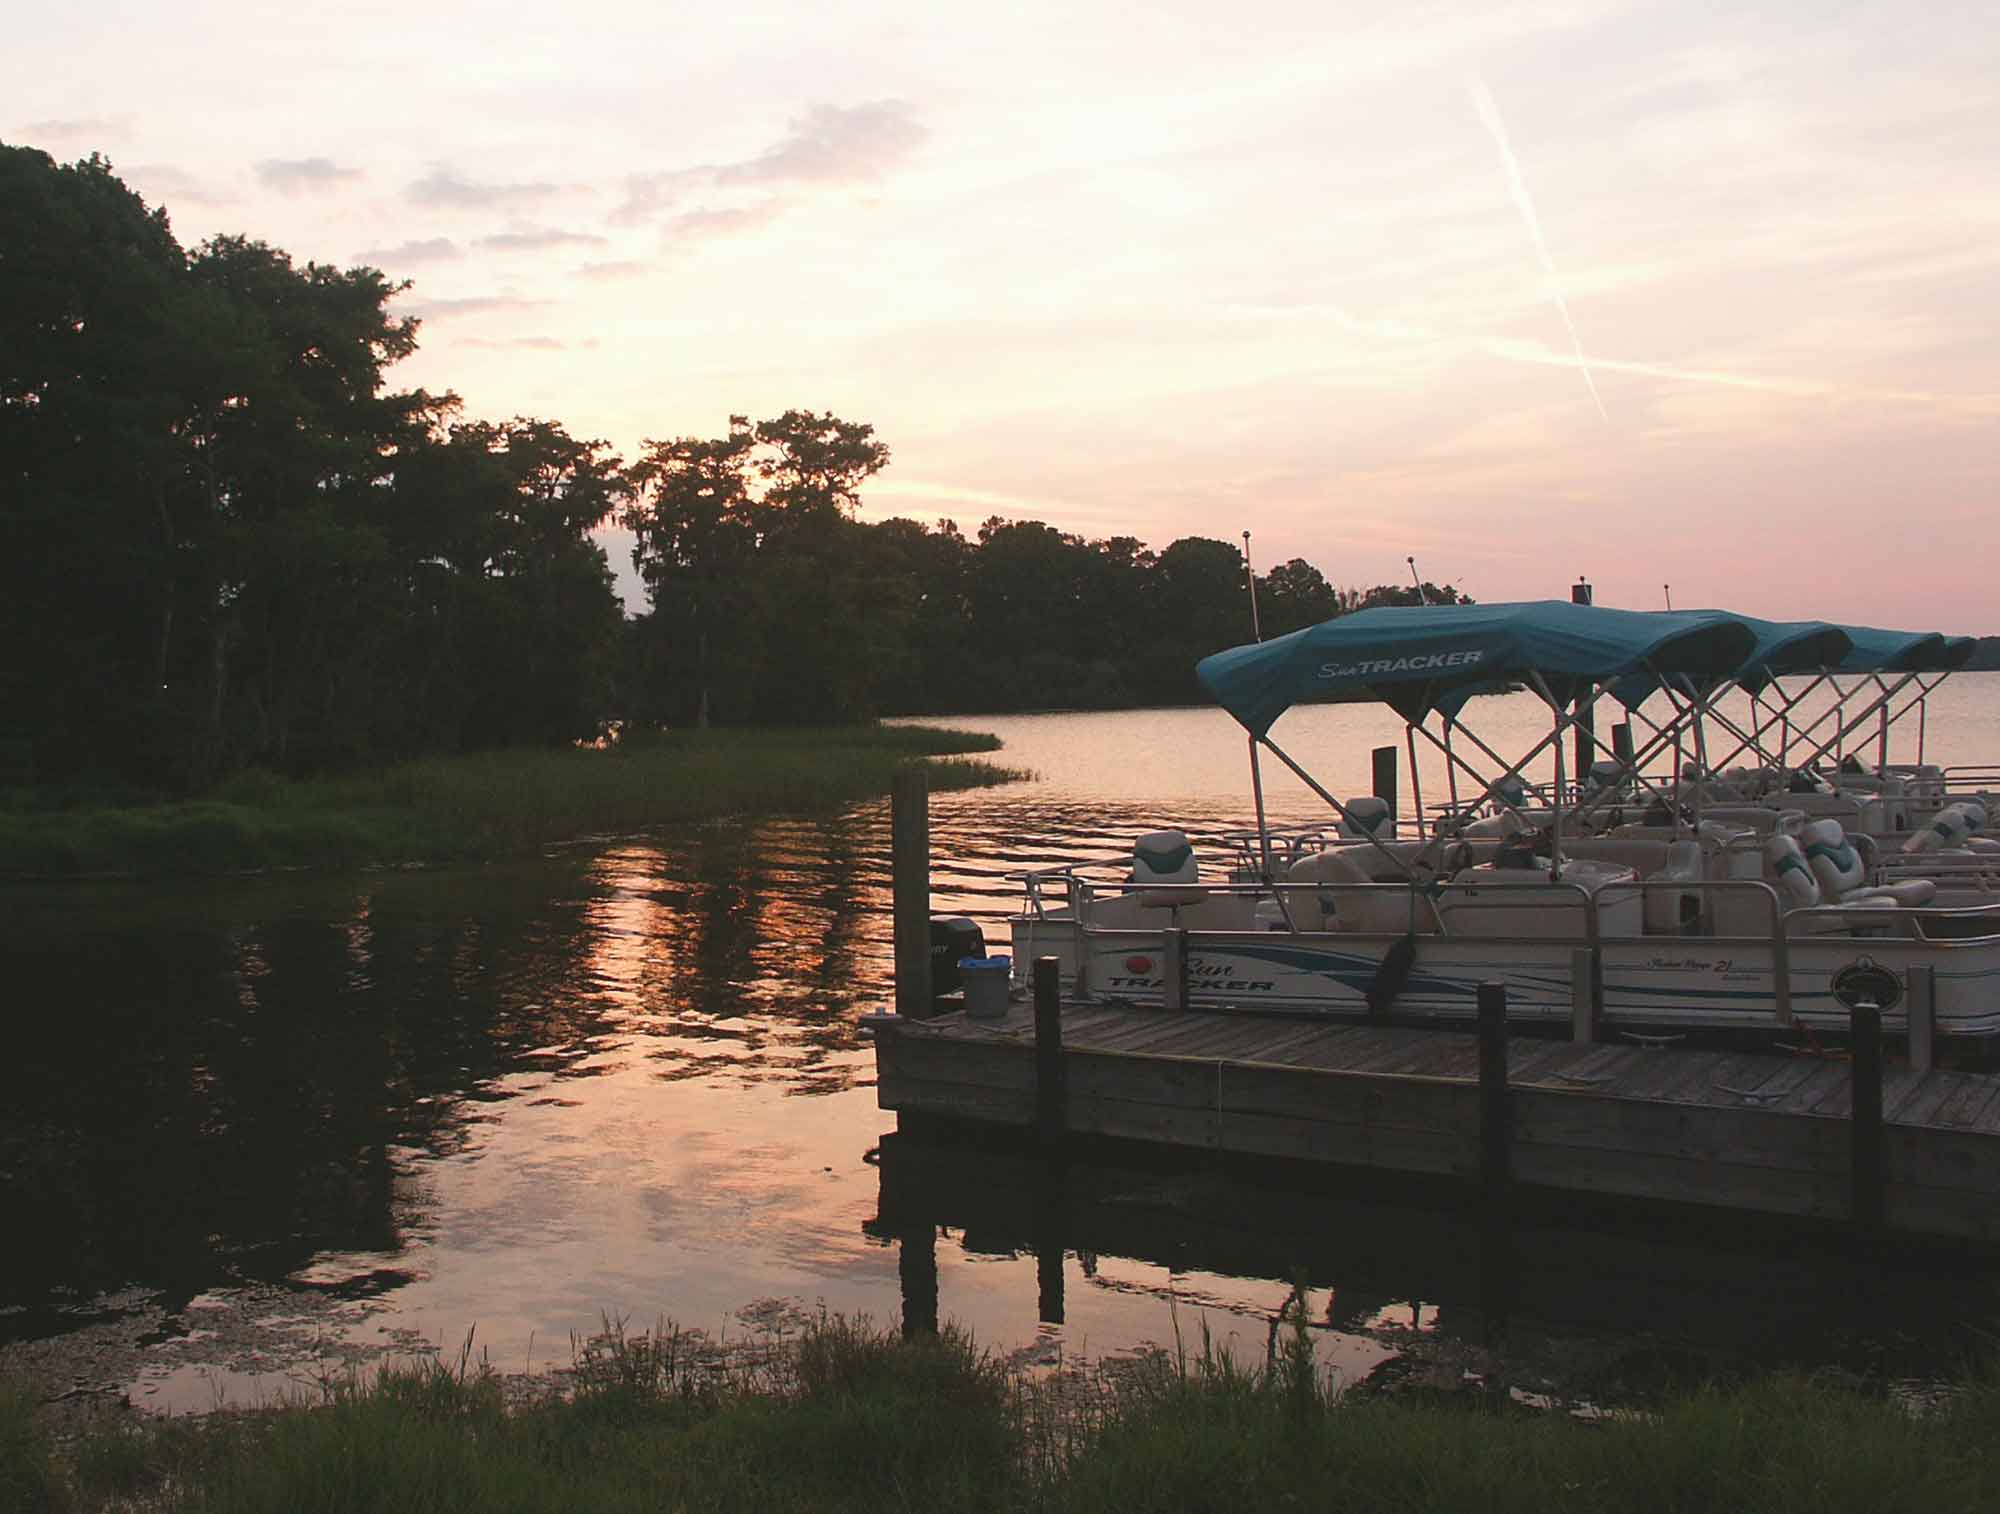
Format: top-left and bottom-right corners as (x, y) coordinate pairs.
(9, 1), (1997, 629)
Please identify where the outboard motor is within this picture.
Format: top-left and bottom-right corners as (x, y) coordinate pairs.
(928, 915), (985, 1002)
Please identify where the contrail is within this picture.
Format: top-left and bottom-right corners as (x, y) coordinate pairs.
(1469, 77), (1608, 421)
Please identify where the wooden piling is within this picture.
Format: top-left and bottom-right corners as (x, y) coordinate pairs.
(892, 765), (931, 1018)
(1908, 965), (1936, 1075)
(1569, 948), (1596, 1043)
(1851, 999), (1885, 1233)
(1477, 982), (1511, 1194)
(1371, 745), (1399, 829)
(1034, 955), (1066, 1145)
(1570, 583), (1594, 789)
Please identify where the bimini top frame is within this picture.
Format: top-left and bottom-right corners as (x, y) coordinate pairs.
(1194, 602), (1974, 884)
(1194, 601), (1759, 883)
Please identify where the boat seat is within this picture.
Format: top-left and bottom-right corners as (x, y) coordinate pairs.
(1284, 848), (1438, 933)
(1460, 807), (1552, 838)
(1846, 878), (1937, 907)
(1802, 819), (1868, 897)
(1338, 796), (1393, 838)
(1129, 829), (1204, 910)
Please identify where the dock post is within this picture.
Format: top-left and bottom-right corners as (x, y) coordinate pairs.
(1851, 998), (1885, 1235)
(1372, 745), (1399, 830)
(1034, 956), (1066, 1146)
(1908, 965), (1935, 1075)
(892, 765), (931, 1018)
(1477, 982), (1511, 1193)
(1161, 928), (1188, 1011)
(1568, 948), (1595, 1043)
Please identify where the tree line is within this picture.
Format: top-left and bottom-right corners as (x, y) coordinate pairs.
(0, 145), (1464, 794)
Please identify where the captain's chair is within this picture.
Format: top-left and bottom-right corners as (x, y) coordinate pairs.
(1338, 796), (1394, 840)
(1129, 830), (1205, 915)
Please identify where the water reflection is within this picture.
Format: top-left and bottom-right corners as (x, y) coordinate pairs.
(7, 701), (2000, 1401)
(867, 1127), (2000, 1401)
(0, 796), (1163, 1353)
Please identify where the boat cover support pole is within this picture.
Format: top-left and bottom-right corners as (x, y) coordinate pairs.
(1247, 734), (1274, 881)
(1257, 736), (1418, 880)
(1528, 671), (1566, 879)
(1404, 725), (1425, 840)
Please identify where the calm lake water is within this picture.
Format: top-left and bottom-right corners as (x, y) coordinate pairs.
(6, 679), (2000, 1412)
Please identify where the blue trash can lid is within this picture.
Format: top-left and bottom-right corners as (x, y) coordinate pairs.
(958, 956), (1012, 970)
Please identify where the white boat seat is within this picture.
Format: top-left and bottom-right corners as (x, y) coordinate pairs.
(1845, 878), (1937, 907)
(1461, 807), (1551, 838)
(1802, 819), (1868, 897)
(1338, 796), (1393, 838)
(1285, 847), (1438, 933)
(1904, 803), (1980, 855)
(1129, 829), (1205, 909)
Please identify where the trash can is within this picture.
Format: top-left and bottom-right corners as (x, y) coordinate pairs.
(959, 956), (1012, 1019)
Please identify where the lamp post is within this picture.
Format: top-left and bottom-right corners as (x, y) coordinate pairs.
(1243, 530), (1263, 642)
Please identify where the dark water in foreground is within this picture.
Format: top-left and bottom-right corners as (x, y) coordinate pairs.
(5, 697), (2000, 1412)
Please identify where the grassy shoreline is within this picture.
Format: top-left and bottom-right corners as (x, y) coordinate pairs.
(6, 1310), (1996, 1513)
(0, 725), (1022, 881)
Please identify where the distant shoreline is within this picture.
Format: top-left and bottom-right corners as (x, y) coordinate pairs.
(0, 725), (1019, 882)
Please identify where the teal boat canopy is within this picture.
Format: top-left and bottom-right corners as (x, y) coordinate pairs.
(1608, 614), (1853, 708)
(1837, 626), (1957, 673)
(1194, 600), (1756, 736)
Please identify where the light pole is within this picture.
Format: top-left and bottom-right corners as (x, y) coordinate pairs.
(1243, 530), (1263, 641)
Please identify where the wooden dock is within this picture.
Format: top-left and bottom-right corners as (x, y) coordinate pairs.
(871, 996), (2000, 1242)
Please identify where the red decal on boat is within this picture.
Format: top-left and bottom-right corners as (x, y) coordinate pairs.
(1125, 956), (1153, 973)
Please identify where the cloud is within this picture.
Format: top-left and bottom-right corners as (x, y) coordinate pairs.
(255, 156), (361, 193)
(17, 115), (133, 145)
(124, 163), (229, 206)
(459, 335), (570, 350)
(358, 237), (462, 266)
(476, 225), (607, 251)
(575, 259), (649, 281)
(407, 166), (564, 210)
(612, 99), (927, 225)
(715, 99), (927, 186)
(610, 166), (707, 226)
(395, 292), (549, 320)
(663, 201), (786, 243)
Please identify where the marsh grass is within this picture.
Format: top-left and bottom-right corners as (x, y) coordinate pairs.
(11, 1310), (2000, 1512)
(0, 725), (1020, 879)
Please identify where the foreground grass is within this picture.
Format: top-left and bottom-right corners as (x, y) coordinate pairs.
(7, 1311), (2000, 1514)
(0, 725), (1019, 879)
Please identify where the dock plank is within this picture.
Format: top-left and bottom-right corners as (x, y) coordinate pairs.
(1889, 1071), (1961, 1126)
(1933, 1077), (2000, 1130)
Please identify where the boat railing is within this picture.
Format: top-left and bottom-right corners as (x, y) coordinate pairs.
(1940, 766), (2000, 787)
(1068, 875), (1809, 1024)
